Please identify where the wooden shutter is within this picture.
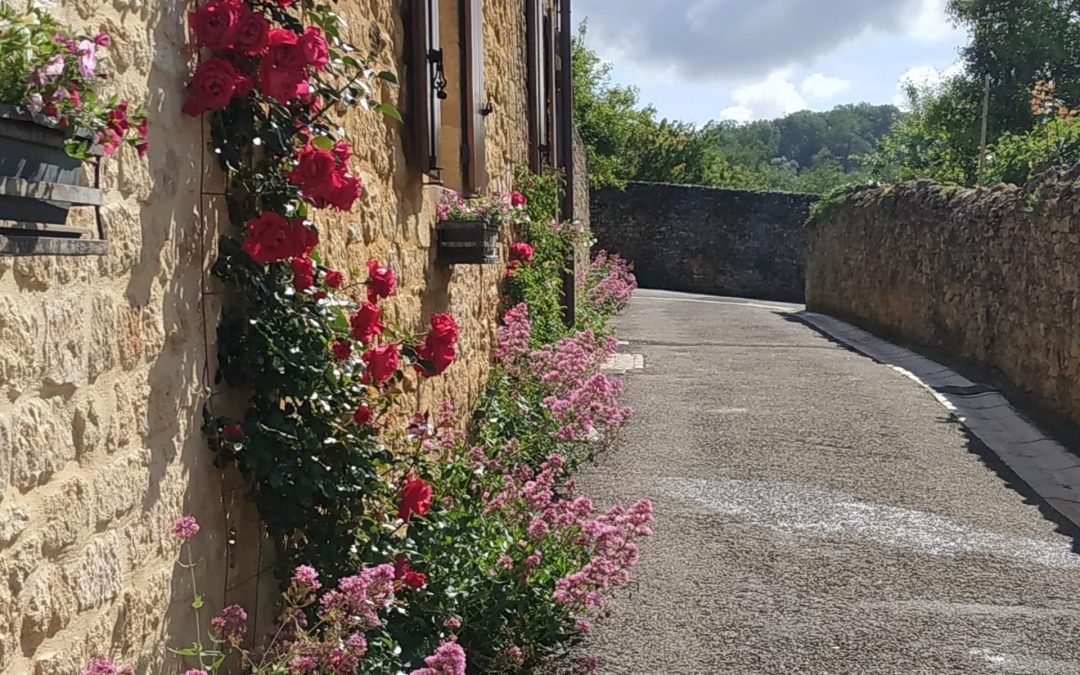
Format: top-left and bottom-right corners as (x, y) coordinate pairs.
(543, 10), (558, 168)
(463, 0), (487, 194)
(410, 0), (442, 177)
(526, 0), (546, 171)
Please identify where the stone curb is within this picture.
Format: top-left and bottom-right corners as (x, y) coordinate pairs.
(795, 311), (1080, 532)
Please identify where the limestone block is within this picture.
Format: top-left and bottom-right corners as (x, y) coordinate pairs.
(9, 399), (77, 492)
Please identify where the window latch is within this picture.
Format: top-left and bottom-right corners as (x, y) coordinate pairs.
(429, 48), (448, 100)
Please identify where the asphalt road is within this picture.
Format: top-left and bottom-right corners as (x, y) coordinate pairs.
(572, 289), (1080, 675)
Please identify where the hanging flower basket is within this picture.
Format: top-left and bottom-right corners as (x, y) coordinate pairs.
(436, 218), (501, 265)
(0, 104), (101, 230)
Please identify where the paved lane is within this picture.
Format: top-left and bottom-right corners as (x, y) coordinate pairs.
(573, 289), (1080, 675)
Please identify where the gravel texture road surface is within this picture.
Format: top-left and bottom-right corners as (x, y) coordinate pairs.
(570, 289), (1080, 675)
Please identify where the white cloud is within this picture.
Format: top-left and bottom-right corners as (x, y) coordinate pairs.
(894, 61), (964, 107)
(907, 0), (962, 42)
(801, 73), (851, 101)
(720, 71), (808, 122)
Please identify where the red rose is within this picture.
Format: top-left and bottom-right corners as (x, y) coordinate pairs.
(509, 242), (535, 263)
(265, 28), (307, 71)
(190, 0), (242, 51)
(349, 302), (384, 343)
(241, 212), (318, 263)
(332, 141), (352, 164)
(353, 403), (372, 425)
(394, 556), (427, 589)
(292, 256), (315, 291)
(300, 26), (329, 71)
(510, 190), (527, 207)
(286, 144), (362, 211)
(234, 7), (270, 55)
(325, 172), (362, 211)
(325, 270), (344, 289)
(366, 260), (396, 302)
(258, 57), (307, 103)
(182, 57), (250, 116)
(397, 474), (432, 521)
(505, 259), (521, 278)
(416, 314), (459, 378)
(362, 343), (399, 386)
(331, 339), (352, 361)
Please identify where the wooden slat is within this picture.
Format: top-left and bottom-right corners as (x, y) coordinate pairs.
(0, 176), (102, 206)
(463, 0), (488, 195)
(544, 10), (558, 167)
(0, 233), (106, 256)
(0, 220), (91, 236)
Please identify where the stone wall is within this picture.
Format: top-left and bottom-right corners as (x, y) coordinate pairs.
(590, 182), (815, 302)
(0, 0), (539, 672)
(806, 169), (1080, 429)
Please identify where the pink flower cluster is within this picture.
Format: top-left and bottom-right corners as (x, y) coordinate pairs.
(496, 304), (632, 441)
(409, 640), (467, 675)
(319, 563), (397, 630)
(552, 499), (653, 614)
(581, 251), (637, 312)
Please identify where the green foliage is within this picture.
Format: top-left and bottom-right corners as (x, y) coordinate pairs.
(863, 78), (982, 185)
(985, 115), (1080, 185)
(948, 0), (1080, 141)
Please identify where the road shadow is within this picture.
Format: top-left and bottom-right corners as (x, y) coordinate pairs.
(780, 309), (1080, 554)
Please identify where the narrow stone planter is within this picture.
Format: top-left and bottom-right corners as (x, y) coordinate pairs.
(0, 104), (104, 255)
(436, 218), (501, 264)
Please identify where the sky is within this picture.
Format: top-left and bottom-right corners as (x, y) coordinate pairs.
(573, 0), (970, 125)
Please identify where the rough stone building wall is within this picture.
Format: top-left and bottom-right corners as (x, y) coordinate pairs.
(0, 0), (538, 672)
(590, 182), (815, 302)
(806, 170), (1080, 429)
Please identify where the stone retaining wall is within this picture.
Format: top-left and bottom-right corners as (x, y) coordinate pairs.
(806, 169), (1080, 429)
(590, 182), (815, 302)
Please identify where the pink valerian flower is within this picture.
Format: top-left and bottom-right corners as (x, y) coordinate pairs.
(290, 564), (321, 594)
(210, 604), (248, 643)
(288, 655), (318, 673)
(574, 656), (601, 673)
(575, 618), (592, 634)
(171, 516), (199, 541)
(409, 640), (467, 675)
(494, 303), (532, 372)
(443, 616), (462, 630)
(183, 671), (209, 675)
(319, 564), (396, 631)
(80, 660), (133, 675)
(581, 250), (637, 312)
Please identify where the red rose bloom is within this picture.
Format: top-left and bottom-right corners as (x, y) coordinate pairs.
(234, 7), (270, 55)
(349, 302), (385, 343)
(325, 172), (362, 211)
(287, 144), (362, 211)
(509, 242), (535, 263)
(362, 343), (400, 387)
(366, 260), (396, 302)
(299, 26), (330, 71)
(416, 313), (459, 378)
(394, 556), (427, 589)
(241, 212), (318, 263)
(182, 58), (250, 116)
(353, 403), (372, 425)
(264, 28), (307, 71)
(325, 270), (344, 289)
(331, 339), (352, 361)
(292, 256), (315, 291)
(258, 58), (307, 103)
(397, 474), (432, 521)
(510, 190), (527, 207)
(190, 0), (242, 51)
